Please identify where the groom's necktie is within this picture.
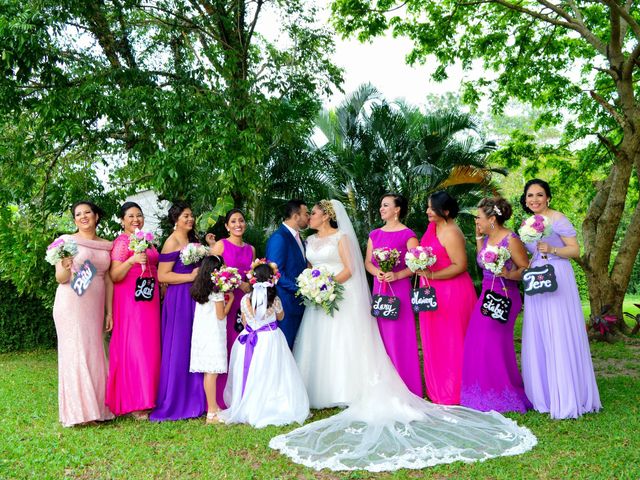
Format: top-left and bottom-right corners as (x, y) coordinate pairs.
(294, 230), (305, 259)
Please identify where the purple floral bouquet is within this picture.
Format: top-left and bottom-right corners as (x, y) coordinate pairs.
(481, 245), (511, 276)
(518, 214), (552, 243)
(45, 237), (78, 265)
(296, 266), (344, 316)
(372, 247), (401, 272)
(404, 246), (437, 272)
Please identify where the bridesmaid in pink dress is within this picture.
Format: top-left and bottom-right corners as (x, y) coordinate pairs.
(418, 192), (477, 405)
(211, 208), (255, 408)
(52, 201), (114, 426)
(365, 194), (423, 396)
(106, 202), (161, 420)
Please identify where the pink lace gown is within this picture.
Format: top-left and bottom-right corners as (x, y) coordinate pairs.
(419, 223), (477, 405)
(106, 234), (161, 415)
(216, 238), (254, 408)
(52, 235), (115, 426)
(369, 227), (423, 397)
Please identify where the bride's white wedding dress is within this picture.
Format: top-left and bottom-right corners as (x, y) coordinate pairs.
(269, 200), (536, 472)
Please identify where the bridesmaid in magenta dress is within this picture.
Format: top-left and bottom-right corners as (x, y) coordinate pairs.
(460, 198), (532, 413)
(418, 191), (477, 405)
(211, 208), (256, 408)
(365, 193), (422, 396)
(150, 202), (206, 421)
(52, 201), (114, 426)
(106, 202), (161, 420)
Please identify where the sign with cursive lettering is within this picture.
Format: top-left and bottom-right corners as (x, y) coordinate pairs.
(371, 294), (400, 320)
(523, 264), (558, 296)
(135, 277), (156, 302)
(480, 290), (512, 324)
(71, 260), (97, 296)
(411, 287), (438, 312)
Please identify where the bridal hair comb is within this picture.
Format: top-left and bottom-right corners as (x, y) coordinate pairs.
(318, 200), (337, 221)
(493, 205), (502, 216)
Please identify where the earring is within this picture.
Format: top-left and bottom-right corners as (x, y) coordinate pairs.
(394, 215), (398, 221)
(490, 223), (495, 230)
(173, 224), (177, 231)
(547, 200), (550, 206)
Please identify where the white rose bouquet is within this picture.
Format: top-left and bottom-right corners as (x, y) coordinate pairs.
(45, 237), (78, 265)
(180, 242), (209, 265)
(518, 214), (552, 243)
(296, 267), (344, 316)
(404, 246), (437, 272)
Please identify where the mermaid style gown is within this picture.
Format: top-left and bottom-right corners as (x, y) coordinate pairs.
(271, 201), (537, 472)
(521, 215), (601, 419)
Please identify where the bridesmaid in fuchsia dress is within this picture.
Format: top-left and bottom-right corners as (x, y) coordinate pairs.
(211, 208), (255, 408)
(418, 192), (477, 405)
(365, 194), (422, 397)
(106, 202), (161, 419)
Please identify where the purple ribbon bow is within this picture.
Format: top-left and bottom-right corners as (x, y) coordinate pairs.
(237, 321), (278, 396)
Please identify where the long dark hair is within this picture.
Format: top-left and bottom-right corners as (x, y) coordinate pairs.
(520, 178), (552, 214)
(190, 255), (225, 304)
(168, 201), (198, 243)
(250, 263), (277, 308)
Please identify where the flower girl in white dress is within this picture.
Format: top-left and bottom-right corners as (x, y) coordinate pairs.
(218, 260), (309, 427)
(189, 255), (234, 423)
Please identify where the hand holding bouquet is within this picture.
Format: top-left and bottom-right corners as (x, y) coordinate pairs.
(212, 266), (242, 293)
(372, 247), (401, 273)
(129, 228), (155, 273)
(405, 246), (437, 272)
(180, 243), (209, 265)
(518, 214), (552, 243)
(45, 237), (78, 265)
(296, 267), (344, 316)
(481, 245), (511, 276)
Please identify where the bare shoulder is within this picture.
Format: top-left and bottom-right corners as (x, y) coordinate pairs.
(161, 234), (181, 254)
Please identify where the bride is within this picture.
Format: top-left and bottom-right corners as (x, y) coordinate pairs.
(270, 200), (536, 472)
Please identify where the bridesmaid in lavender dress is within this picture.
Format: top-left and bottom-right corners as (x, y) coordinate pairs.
(150, 202), (206, 421)
(520, 179), (601, 419)
(52, 201), (114, 426)
(460, 198), (532, 413)
(210, 208), (255, 408)
(365, 193), (422, 396)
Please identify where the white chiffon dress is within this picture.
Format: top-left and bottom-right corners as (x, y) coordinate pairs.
(269, 200), (537, 472)
(189, 292), (227, 374)
(218, 295), (309, 428)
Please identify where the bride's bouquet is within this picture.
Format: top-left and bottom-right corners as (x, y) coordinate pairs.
(211, 266), (242, 293)
(296, 267), (344, 316)
(129, 228), (155, 273)
(518, 214), (552, 243)
(45, 237), (78, 265)
(481, 245), (511, 276)
(404, 246), (437, 272)
(180, 242), (209, 265)
(372, 247), (401, 272)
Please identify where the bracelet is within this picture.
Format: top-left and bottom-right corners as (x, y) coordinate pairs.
(553, 248), (558, 255)
(475, 236), (484, 240)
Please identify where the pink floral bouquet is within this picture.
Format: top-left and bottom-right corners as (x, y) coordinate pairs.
(129, 228), (155, 273)
(404, 246), (437, 272)
(518, 214), (552, 243)
(180, 242), (209, 265)
(481, 245), (511, 275)
(45, 237), (78, 265)
(372, 247), (401, 273)
(211, 266), (242, 293)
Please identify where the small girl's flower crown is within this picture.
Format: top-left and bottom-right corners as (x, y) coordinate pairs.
(246, 258), (281, 285)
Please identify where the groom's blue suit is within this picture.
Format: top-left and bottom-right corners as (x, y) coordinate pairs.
(266, 224), (307, 349)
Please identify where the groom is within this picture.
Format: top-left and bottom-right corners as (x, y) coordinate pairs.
(266, 199), (309, 349)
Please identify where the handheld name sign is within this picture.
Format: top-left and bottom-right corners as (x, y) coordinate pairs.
(480, 290), (512, 324)
(371, 295), (401, 320)
(135, 276), (155, 302)
(411, 287), (438, 312)
(71, 260), (96, 296)
(523, 264), (558, 296)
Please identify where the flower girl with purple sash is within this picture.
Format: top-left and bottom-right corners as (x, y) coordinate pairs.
(217, 261), (309, 427)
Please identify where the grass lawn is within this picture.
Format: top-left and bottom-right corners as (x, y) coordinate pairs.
(1, 325), (639, 478)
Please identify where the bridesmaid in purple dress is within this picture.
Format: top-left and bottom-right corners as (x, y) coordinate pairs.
(211, 208), (255, 408)
(460, 198), (532, 413)
(520, 179), (601, 419)
(365, 193), (422, 396)
(150, 202), (206, 421)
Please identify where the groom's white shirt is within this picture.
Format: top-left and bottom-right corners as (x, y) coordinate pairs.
(283, 222), (305, 258)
